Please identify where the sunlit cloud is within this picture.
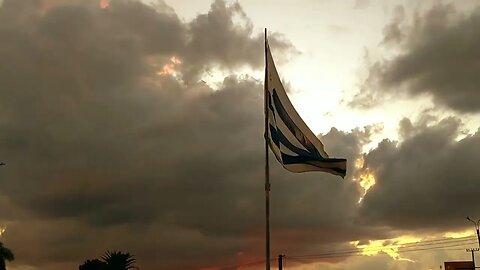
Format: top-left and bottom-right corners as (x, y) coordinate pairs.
(354, 156), (364, 169)
(354, 156), (376, 203)
(352, 235), (421, 261)
(444, 230), (474, 238)
(358, 172), (375, 195)
(157, 56), (182, 77)
(100, 0), (109, 9)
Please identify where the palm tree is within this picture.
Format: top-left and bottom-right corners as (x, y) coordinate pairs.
(0, 242), (14, 270)
(79, 259), (107, 270)
(101, 251), (137, 270)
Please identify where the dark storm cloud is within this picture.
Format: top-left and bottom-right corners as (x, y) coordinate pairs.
(360, 115), (480, 231)
(0, 0), (290, 223)
(267, 126), (393, 257)
(0, 0), (372, 269)
(351, 3), (480, 113)
(182, 0), (295, 82)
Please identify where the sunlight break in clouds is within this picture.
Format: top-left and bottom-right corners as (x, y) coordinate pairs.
(352, 235), (421, 261)
(157, 56), (182, 77)
(354, 156), (376, 203)
(444, 230), (474, 239)
(100, 0), (109, 9)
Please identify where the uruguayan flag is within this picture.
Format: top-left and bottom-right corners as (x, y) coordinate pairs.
(265, 43), (347, 177)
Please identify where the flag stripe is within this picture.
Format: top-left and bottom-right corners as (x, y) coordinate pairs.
(265, 42), (347, 177)
(281, 154), (347, 174)
(282, 163), (346, 176)
(270, 124), (312, 158)
(271, 89), (322, 159)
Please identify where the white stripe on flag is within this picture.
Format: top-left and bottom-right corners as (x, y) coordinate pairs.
(265, 42), (347, 177)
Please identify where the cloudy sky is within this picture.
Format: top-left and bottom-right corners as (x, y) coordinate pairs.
(1, 0), (480, 269)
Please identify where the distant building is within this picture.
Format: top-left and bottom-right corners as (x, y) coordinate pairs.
(444, 261), (474, 270)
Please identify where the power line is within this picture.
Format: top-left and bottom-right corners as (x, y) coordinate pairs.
(287, 239), (478, 260)
(284, 247), (473, 267)
(288, 236), (476, 258)
(214, 236), (477, 269)
(401, 240), (479, 253)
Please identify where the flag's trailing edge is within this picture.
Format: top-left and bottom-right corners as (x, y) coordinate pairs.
(265, 42), (347, 177)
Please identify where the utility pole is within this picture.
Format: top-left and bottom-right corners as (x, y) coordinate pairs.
(278, 254), (284, 270)
(466, 248), (479, 269)
(466, 217), (480, 249)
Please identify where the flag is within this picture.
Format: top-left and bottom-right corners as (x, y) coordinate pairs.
(265, 42), (347, 177)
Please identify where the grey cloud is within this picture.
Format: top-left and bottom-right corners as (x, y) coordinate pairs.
(351, 3), (480, 113)
(6, 1), (475, 270)
(0, 1), (371, 269)
(360, 115), (480, 231)
(7, 0), (468, 269)
(182, 0), (295, 82)
(265, 126), (389, 257)
(381, 5), (406, 45)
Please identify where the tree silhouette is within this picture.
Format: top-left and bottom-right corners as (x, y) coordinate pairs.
(0, 242), (14, 270)
(101, 251), (137, 270)
(79, 259), (107, 270)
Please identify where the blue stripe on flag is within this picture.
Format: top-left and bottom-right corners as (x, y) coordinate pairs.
(271, 89), (322, 159)
(270, 124), (313, 158)
(281, 153), (347, 175)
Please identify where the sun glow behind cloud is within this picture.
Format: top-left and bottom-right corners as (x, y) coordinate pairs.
(100, 0), (110, 9)
(445, 230), (474, 238)
(157, 56), (182, 77)
(351, 231), (477, 265)
(354, 156), (376, 203)
(352, 236), (421, 261)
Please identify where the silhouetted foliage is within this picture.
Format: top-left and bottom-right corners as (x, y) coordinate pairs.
(79, 259), (107, 270)
(101, 251), (137, 270)
(0, 242), (14, 270)
(81, 251), (137, 270)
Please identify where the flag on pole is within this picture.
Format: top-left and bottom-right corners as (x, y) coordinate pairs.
(265, 42), (347, 177)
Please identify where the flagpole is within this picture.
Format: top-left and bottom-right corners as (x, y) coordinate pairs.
(264, 27), (271, 270)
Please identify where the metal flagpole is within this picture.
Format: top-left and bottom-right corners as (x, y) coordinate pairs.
(264, 27), (271, 270)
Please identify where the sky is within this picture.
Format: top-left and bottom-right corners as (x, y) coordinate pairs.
(0, 0), (480, 269)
